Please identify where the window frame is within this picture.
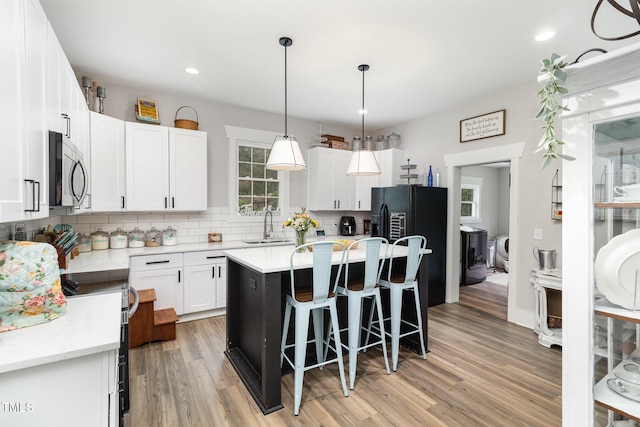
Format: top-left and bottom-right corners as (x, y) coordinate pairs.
(226, 126), (290, 221)
(460, 176), (482, 223)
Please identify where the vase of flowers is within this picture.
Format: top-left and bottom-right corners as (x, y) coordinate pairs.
(284, 207), (318, 252)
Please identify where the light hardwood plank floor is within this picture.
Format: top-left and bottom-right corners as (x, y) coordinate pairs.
(129, 300), (561, 426)
(459, 279), (508, 320)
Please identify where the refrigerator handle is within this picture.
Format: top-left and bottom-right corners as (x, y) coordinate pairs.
(381, 203), (388, 239)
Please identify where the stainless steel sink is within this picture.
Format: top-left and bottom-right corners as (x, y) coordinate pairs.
(242, 239), (292, 245)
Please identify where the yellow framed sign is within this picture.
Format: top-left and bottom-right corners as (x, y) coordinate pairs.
(136, 97), (159, 122)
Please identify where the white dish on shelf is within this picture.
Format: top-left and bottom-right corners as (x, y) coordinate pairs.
(613, 196), (640, 203)
(616, 369), (640, 385)
(608, 378), (640, 401)
(625, 363), (640, 374)
(594, 229), (640, 309)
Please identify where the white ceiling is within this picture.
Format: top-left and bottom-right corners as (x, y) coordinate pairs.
(39, 0), (640, 130)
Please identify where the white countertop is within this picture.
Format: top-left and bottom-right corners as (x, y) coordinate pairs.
(62, 236), (370, 274)
(224, 242), (432, 274)
(0, 293), (121, 374)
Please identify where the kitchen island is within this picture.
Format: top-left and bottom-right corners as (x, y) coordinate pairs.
(223, 243), (431, 414)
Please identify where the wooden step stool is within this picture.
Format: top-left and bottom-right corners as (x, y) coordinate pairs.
(129, 288), (179, 349)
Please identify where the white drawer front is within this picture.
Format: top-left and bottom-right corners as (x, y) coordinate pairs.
(130, 253), (183, 271)
(183, 250), (225, 266)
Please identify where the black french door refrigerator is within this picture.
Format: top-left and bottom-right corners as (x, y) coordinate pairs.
(371, 185), (447, 306)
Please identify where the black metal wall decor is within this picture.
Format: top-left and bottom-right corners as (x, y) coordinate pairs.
(592, 0), (640, 40)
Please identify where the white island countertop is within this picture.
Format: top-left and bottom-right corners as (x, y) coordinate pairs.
(224, 242), (432, 274)
(0, 292), (121, 374)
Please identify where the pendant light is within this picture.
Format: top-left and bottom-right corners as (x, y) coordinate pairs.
(266, 37), (306, 171)
(347, 64), (381, 176)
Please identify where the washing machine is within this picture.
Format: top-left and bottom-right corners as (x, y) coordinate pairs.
(496, 235), (509, 272)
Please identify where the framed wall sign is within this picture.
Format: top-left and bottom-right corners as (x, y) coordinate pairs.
(136, 97), (160, 123)
(460, 109), (506, 142)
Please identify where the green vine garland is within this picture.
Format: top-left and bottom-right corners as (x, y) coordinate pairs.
(535, 53), (574, 169)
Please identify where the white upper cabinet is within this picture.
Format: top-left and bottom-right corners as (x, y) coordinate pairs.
(46, 22), (90, 160)
(0, 0), (49, 223)
(125, 122), (207, 212)
(90, 112), (125, 212)
(308, 148), (404, 212)
(307, 147), (355, 211)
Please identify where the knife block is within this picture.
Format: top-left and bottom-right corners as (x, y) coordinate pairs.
(55, 246), (69, 270)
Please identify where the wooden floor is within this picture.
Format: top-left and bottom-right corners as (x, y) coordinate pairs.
(128, 286), (561, 427)
(459, 278), (508, 320)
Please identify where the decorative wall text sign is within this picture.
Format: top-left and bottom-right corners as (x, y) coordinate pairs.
(460, 109), (506, 143)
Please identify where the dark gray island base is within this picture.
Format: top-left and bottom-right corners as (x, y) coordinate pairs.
(223, 245), (430, 414)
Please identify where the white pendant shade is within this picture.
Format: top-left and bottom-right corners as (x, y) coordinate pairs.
(266, 135), (306, 171)
(346, 150), (380, 176)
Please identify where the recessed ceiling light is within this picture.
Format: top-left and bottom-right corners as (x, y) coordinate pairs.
(535, 31), (556, 42)
(184, 67), (200, 75)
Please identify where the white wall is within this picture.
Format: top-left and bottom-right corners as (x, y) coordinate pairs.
(497, 167), (511, 236)
(376, 79), (563, 328)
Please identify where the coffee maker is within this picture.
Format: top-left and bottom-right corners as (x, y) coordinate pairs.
(339, 216), (356, 236)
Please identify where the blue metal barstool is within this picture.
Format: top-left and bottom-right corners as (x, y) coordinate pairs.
(280, 241), (349, 415)
(326, 237), (391, 389)
(367, 235), (428, 371)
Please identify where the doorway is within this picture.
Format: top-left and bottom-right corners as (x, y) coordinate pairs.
(458, 162), (511, 320)
(444, 142), (525, 323)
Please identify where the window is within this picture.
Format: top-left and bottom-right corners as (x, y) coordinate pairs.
(225, 126), (290, 219)
(460, 176), (482, 223)
(237, 145), (280, 213)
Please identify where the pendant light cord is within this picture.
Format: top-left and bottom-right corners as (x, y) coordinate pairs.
(284, 41), (288, 138)
(361, 66), (365, 142)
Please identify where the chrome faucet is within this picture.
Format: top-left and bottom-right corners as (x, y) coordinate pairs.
(263, 210), (273, 239)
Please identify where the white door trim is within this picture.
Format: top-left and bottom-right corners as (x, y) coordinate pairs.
(444, 142), (525, 324)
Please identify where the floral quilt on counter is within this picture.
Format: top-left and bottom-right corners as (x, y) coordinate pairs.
(0, 241), (67, 332)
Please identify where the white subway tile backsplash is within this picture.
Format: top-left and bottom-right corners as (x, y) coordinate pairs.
(76, 214), (109, 224)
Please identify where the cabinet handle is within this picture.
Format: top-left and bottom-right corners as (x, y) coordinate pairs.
(338, 200), (341, 209)
(212, 266), (215, 278)
(172, 197), (175, 208)
(145, 260), (170, 265)
(358, 200), (361, 209)
(178, 270), (181, 283)
(61, 113), (70, 138)
(164, 197), (168, 208)
(218, 266), (221, 278)
(23, 179), (36, 212)
(121, 196), (125, 209)
(333, 200), (336, 209)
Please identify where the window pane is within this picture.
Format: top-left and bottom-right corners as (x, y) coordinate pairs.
(238, 162), (251, 178)
(253, 148), (266, 163)
(253, 181), (265, 196)
(253, 198), (266, 211)
(461, 188), (474, 201)
(239, 146), (251, 162)
(266, 197), (279, 210)
(461, 202), (473, 217)
(266, 169), (278, 180)
(252, 164), (265, 179)
(239, 180), (251, 196)
(267, 182), (279, 197)
(238, 197), (251, 209)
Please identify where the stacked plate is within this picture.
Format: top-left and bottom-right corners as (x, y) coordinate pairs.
(594, 229), (640, 309)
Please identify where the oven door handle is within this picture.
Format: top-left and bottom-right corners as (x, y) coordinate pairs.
(129, 287), (140, 318)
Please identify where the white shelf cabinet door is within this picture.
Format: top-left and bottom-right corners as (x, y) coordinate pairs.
(354, 173), (378, 211)
(377, 148), (404, 187)
(332, 149), (355, 210)
(125, 122), (170, 211)
(169, 127), (208, 211)
(129, 267), (183, 316)
(90, 112), (126, 212)
(183, 253), (227, 314)
(0, 0), (27, 222)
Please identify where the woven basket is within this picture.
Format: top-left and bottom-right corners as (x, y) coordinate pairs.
(174, 106), (199, 130)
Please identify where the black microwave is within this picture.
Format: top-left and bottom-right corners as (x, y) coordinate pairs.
(48, 131), (88, 207)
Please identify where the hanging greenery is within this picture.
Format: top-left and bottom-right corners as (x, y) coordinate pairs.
(535, 53), (574, 169)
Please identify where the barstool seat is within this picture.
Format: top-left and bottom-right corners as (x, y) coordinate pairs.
(280, 241), (349, 415)
(368, 235), (427, 371)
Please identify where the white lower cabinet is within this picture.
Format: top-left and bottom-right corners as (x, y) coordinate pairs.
(0, 350), (117, 427)
(183, 251), (227, 314)
(129, 253), (184, 315)
(129, 251), (226, 317)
